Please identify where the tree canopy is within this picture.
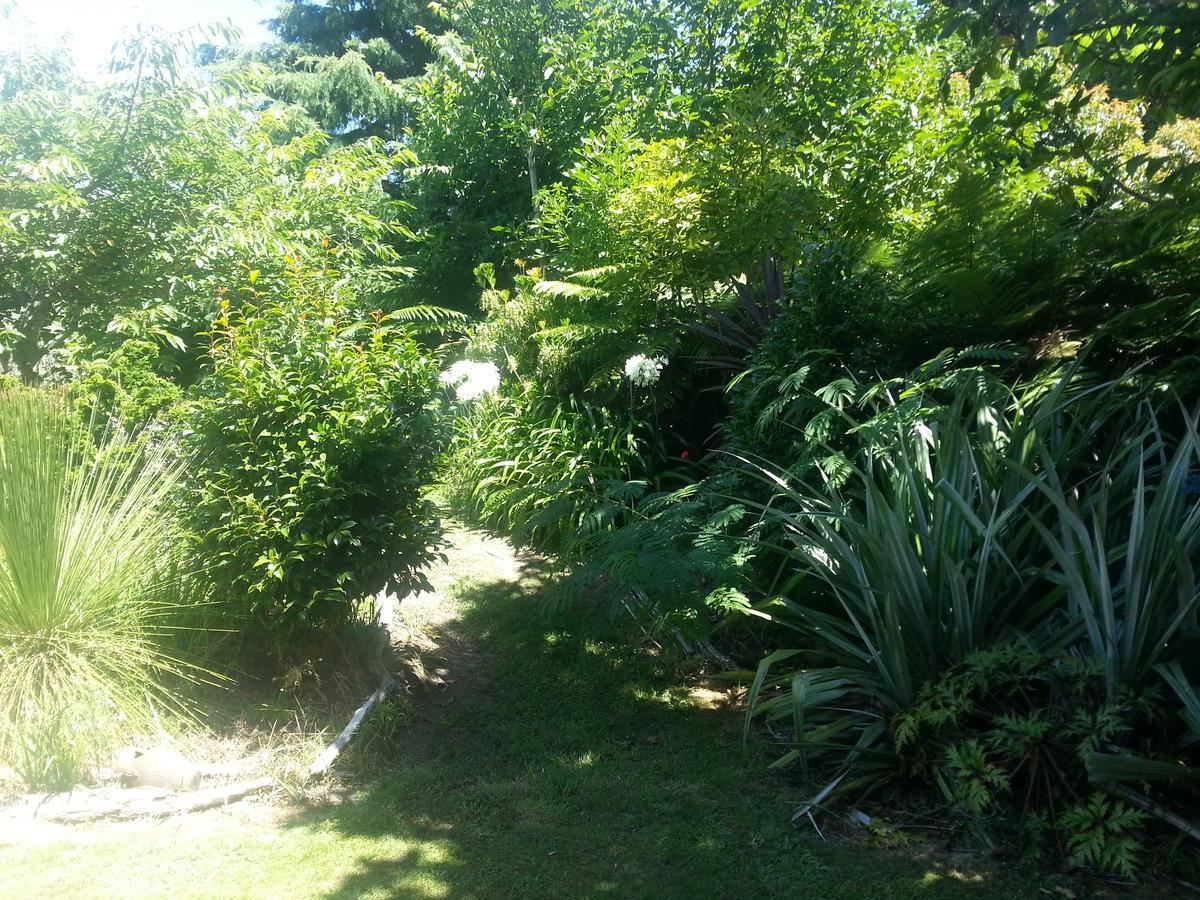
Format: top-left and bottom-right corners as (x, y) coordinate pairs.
(0, 30), (413, 379)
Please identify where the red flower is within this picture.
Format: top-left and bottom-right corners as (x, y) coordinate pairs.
(680, 450), (690, 460)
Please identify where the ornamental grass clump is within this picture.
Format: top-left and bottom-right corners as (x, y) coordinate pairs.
(0, 389), (192, 788)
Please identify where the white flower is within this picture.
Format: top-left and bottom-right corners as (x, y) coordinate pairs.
(623, 354), (667, 387)
(440, 360), (500, 401)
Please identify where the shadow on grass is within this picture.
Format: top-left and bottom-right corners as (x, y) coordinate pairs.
(282, 564), (1033, 900)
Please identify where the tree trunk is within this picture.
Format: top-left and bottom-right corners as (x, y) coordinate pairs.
(11, 297), (53, 382)
(527, 144), (539, 200)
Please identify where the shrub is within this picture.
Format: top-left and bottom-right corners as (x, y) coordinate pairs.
(0, 389), (191, 788)
(739, 368), (1200, 871)
(71, 339), (183, 431)
(742, 395), (1039, 784)
(893, 644), (1156, 861)
(558, 476), (755, 638)
(185, 268), (441, 645)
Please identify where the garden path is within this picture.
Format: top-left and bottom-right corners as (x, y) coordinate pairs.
(0, 526), (1039, 899)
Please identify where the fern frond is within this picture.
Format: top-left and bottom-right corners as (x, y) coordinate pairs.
(534, 279), (604, 299)
(383, 305), (470, 325)
(568, 265), (623, 284)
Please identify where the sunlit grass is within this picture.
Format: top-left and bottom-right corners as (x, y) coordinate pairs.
(2, 556), (1045, 899)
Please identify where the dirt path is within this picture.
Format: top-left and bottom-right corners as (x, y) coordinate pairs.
(384, 526), (539, 753)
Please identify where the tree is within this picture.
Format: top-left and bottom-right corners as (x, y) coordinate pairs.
(266, 0), (444, 138)
(394, 0), (680, 308)
(0, 29), (415, 380)
(941, 0), (1200, 126)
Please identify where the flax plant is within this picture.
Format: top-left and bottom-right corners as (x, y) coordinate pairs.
(741, 376), (1200, 795)
(742, 409), (1039, 781)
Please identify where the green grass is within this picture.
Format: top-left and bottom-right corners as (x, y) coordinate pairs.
(2, 566), (1040, 899)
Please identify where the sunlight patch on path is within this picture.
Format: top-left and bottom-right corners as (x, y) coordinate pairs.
(383, 526), (529, 640)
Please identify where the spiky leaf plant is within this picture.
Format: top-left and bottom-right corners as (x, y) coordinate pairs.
(0, 389), (192, 788)
(741, 405), (1041, 783)
(1029, 407), (1200, 698)
(741, 373), (1200, 808)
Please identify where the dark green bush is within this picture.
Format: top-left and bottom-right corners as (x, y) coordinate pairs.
(185, 268), (441, 643)
(558, 476), (755, 638)
(894, 643), (1157, 871)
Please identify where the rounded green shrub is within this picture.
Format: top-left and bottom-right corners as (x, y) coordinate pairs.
(71, 339), (183, 430)
(185, 270), (442, 643)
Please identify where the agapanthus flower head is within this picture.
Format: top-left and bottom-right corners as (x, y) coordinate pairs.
(440, 360), (500, 401)
(624, 354), (667, 387)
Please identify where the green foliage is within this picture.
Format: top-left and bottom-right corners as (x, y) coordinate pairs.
(1157, 662), (1200, 747)
(558, 478), (754, 638)
(742, 410), (1025, 782)
(424, 20), (1200, 874)
(1028, 407), (1200, 697)
(891, 643), (1158, 864)
(393, 0), (681, 308)
(944, 0), (1200, 123)
(443, 256), (694, 558)
(0, 388), (192, 787)
(442, 385), (646, 554)
(267, 2), (439, 140)
(0, 30), (414, 380)
(741, 369), (1199, 835)
(469, 266), (685, 402)
(4, 0), (1199, 873)
(1060, 794), (1148, 877)
(71, 340), (182, 431)
(184, 267), (441, 644)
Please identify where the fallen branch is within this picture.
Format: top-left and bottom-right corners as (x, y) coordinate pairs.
(308, 676), (394, 778)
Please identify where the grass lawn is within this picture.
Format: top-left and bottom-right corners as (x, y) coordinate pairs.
(2, 553), (1042, 899)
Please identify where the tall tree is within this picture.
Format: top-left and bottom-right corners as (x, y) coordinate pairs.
(266, 0), (444, 138)
(392, 0), (681, 307)
(0, 30), (414, 379)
